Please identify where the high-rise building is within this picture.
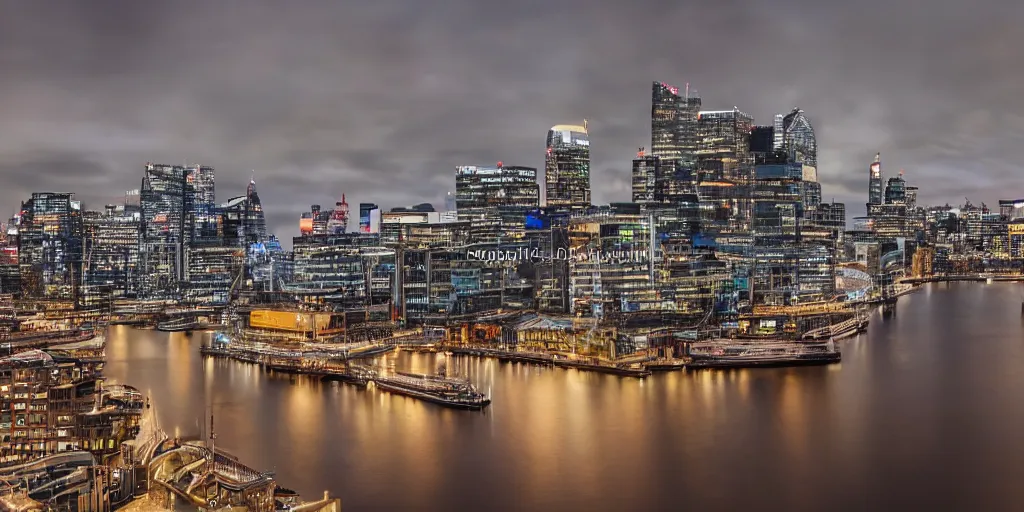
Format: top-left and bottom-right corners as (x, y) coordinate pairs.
(455, 163), (539, 242)
(772, 108), (817, 167)
(187, 164), (217, 243)
(359, 203), (379, 233)
(0, 217), (19, 295)
(300, 204), (331, 236)
(868, 153), (884, 206)
(884, 172), (907, 204)
(905, 186), (919, 210)
(220, 178), (268, 248)
(651, 81), (701, 193)
(631, 149), (660, 205)
(325, 195), (349, 235)
(139, 163), (192, 296)
(697, 109), (754, 182)
(455, 164), (540, 215)
(17, 193), (83, 301)
(749, 126), (775, 157)
(545, 123), (591, 212)
(697, 108), (754, 233)
(82, 204), (140, 303)
(807, 202), (847, 244)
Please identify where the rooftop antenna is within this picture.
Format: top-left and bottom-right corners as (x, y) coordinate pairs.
(583, 119), (589, 132)
(874, 152), (881, 163)
(685, 82), (689, 99)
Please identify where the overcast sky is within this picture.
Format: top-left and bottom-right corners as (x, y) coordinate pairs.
(2, 0), (1022, 245)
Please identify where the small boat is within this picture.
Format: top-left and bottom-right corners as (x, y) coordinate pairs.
(156, 317), (202, 332)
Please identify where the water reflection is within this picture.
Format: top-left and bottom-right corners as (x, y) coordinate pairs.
(104, 283), (1024, 510)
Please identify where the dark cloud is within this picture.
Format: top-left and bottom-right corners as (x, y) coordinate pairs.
(2, 0), (1023, 245)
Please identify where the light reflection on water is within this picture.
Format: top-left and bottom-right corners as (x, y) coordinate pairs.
(103, 283), (1024, 511)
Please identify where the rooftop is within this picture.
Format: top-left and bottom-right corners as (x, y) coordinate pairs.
(550, 124), (587, 133)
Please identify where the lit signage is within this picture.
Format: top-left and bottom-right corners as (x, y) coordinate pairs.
(1009, 224), (1024, 235)
(467, 247), (649, 264)
(870, 163), (881, 178)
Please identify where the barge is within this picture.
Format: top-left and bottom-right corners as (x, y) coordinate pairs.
(551, 357), (651, 378)
(686, 339), (841, 370)
(372, 371), (491, 410)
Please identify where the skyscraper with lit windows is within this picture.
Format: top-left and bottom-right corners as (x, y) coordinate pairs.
(772, 108), (817, 167)
(651, 81), (701, 192)
(868, 153), (884, 207)
(544, 123), (590, 212)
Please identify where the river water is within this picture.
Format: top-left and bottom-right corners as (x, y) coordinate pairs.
(104, 283), (1024, 511)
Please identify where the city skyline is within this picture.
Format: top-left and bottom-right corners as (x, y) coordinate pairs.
(2, 1), (1022, 245)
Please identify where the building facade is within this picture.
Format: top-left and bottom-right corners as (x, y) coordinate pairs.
(18, 193), (83, 301)
(545, 124), (591, 212)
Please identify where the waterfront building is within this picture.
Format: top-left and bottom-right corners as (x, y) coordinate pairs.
(82, 204), (141, 305)
(17, 193), (83, 302)
(865, 169), (919, 244)
(399, 247), (457, 322)
(565, 214), (656, 317)
(911, 245), (935, 277)
(651, 81), (701, 195)
(0, 350), (142, 463)
(957, 201), (986, 251)
(185, 245), (244, 305)
(1008, 222), (1024, 258)
(868, 203), (909, 241)
(521, 210), (572, 314)
(981, 212), (1007, 255)
(545, 123), (591, 212)
(749, 165), (835, 304)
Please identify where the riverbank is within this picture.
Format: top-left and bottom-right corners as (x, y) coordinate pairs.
(106, 284), (1024, 511)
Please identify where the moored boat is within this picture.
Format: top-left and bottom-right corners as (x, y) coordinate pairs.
(372, 371), (490, 410)
(156, 317), (202, 332)
(686, 339), (841, 370)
